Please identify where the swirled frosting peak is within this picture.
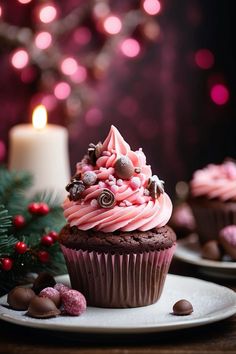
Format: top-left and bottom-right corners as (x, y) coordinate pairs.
(63, 125), (172, 232)
(190, 160), (236, 201)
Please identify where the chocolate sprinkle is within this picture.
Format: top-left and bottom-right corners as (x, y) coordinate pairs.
(97, 188), (115, 209)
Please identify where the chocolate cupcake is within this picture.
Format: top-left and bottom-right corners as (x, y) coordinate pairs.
(59, 126), (176, 308)
(188, 160), (236, 247)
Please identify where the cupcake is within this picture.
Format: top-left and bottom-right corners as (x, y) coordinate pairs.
(59, 126), (176, 308)
(189, 160), (236, 246)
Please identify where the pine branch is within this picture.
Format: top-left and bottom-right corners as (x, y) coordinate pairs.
(0, 168), (32, 215)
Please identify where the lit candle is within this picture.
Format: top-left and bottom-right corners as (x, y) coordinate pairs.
(8, 105), (70, 200)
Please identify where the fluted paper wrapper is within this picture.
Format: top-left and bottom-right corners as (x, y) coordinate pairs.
(191, 204), (236, 244)
(60, 244), (176, 308)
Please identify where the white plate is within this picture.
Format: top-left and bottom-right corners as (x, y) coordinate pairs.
(175, 234), (236, 278)
(0, 274), (235, 334)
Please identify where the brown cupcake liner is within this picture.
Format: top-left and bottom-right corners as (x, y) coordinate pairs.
(190, 204), (236, 244)
(60, 244), (176, 308)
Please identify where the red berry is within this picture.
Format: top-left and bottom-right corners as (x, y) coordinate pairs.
(15, 241), (28, 254)
(41, 235), (54, 246)
(38, 251), (50, 263)
(13, 215), (25, 228)
(48, 231), (58, 241)
(37, 203), (50, 215)
(1, 258), (13, 271)
(28, 202), (40, 214)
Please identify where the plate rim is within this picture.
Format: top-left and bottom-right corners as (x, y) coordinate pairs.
(175, 234), (236, 269)
(0, 274), (235, 334)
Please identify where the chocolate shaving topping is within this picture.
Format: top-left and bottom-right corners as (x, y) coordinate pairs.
(88, 142), (103, 165)
(148, 175), (165, 199)
(97, 188), (115, 209)
(66, 179), (85, 201)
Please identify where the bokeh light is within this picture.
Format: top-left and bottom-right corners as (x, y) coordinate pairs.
(71, 65), (87, 83)
(35, 32), (52, 49)
(73, 27), (91, 45)
(143, 0), (161, 16)
(0, 5), (2, 17)
(93, 2), (110, 19)
(120, 38), (140, 58)
(195, 49), (214, 69)
(41, 94), (57, 111)
(103, 16), (122, 35)
(18, 0), (32, 4)
(11, 49), (29, 69)
(54, 82), (71, 100)
(61, 57), (78, 76)
(39, 5), (57, 24)
(0, 140), (6, 161)
(210, 84), (229, 105)
(85, 108), (103, 126)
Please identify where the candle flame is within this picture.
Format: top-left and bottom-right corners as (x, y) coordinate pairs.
(32, 105), (47, 130)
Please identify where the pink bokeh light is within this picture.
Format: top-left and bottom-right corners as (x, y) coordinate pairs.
(103, 16), (122, 35)
(143, 0), (161, 16)
(11, 49), (29, 69)
(39, 5), (57, 24)
(85, 108), (103, 126)
(35, 32), (52, 49)
(18, 0), (32, 4)
(54, 82), (71, 100)
(195, 49), (214, 69)
(210, 84), (229, 105)
(71, 65), (87, 83)
(61, 57), (78, 76)
(41, 94), (57, 111)
(73, 27), (91, 45)
(0, 5), (2, 17)
(120, 38), (140, 58)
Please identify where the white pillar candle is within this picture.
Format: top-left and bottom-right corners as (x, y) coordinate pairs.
(8, 105), (70, 200)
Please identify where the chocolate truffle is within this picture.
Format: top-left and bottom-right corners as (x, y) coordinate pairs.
(32, 272), (56, 294)
(7, 287), (35, 310)
(114, 156), (134, 179)
(201, 240), (221, 261)
(172, 299), (193, 316)
(39, 287), (61, 307)
(27, 296), (60, 318)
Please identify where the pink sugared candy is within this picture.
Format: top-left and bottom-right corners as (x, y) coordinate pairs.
(219, 225), (236, 260)
(39, 287), (61, 307)
(54, 283), (71, 295)
(61, 290), (86, 316)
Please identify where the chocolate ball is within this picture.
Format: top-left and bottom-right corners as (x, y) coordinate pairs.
(32, 272), (56, 294)
(27, 296), (60, 318)
(39, 287), (61, 307)
(201, 240), (221, 261)
(114, 156), (134, 180)
(7, 287), (35, 310)
(82, 171), (97, 186)
(172, 299), (193, 316)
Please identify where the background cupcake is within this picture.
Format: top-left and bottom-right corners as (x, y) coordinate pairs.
(59, 126), (176, 308)
(188, 160), (236, 251)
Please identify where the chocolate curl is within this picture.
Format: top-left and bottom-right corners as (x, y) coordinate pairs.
(97, 188), (115, 209)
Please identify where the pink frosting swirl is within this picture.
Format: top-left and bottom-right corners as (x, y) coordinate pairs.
(63, 125), (172, 232)
(190, 160), (236, 201)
